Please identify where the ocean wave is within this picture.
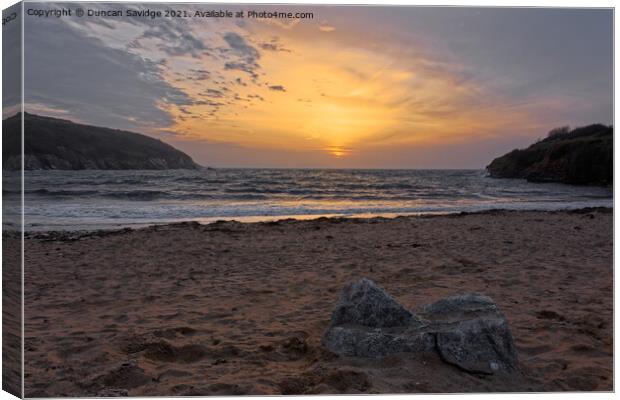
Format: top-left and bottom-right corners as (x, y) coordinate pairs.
(63, 179), (146, 186)
(23, 188), (100, 196)
(14, 168), (613, 232)
(100, 190), (169, 200)
(100, 191), (270, 201)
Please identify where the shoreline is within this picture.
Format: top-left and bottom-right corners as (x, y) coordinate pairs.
(5, 206), (614, 237)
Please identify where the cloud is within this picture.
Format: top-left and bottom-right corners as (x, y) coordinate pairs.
(222, 32), (261, 81)
(319, 23), (336, 32)
(141, 23), (209, 58)
(224, 62), (259, 80)
(65, 4), (212, 59)
(248, 94), (265, 101)
(193, 99), (225, 107)
(202, 88), (225, 98)
(23, 16), (193, 131)
(259, 38), (292, 52)
(260, 43), (281, 51)
(223, 32), (260, 62)
(268, 85), (286, 92)
(187, 69), (210, 81)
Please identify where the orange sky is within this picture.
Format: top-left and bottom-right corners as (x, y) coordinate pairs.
(22, 5), (613, 168)
(160, 16), (542, 161)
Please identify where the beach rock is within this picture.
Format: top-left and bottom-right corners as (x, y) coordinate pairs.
(423, 294), (519, 374)
(423, 293), (498, 318)
(323, 279), (430, 357)
(323, 279), (518, 375)
(328, 278), (417, 328)
(322, 325), (435, 358)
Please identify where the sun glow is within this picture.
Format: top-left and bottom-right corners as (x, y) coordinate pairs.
(157, 19), (538, 162)
(326, 146), (349, 157)
(166, 38), (417, 156)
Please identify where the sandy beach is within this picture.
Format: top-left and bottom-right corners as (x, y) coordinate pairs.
(17, 208), (612, 396)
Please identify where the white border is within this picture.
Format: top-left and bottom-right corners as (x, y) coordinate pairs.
(0, 1), (616, 400)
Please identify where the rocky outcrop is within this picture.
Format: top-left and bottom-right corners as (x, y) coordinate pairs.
(486, 124), (612, 186)
(329, 278), (417, 328)
(2, 113), (200, 170)
(322, 279), (518, 374)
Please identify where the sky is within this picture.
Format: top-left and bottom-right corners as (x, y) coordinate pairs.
(13, 3), (614, 168)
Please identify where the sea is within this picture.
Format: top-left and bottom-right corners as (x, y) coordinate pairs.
(2, 169), (613, 231)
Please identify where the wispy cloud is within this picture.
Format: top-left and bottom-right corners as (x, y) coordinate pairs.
(268, 85), (286, 92)
(318, 21), (336, 32)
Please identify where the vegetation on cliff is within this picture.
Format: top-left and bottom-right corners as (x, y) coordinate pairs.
(486, 124), (612, 186)
(3, 113), (199, 170)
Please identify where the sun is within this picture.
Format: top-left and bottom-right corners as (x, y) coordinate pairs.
(326, 146), (349, 158)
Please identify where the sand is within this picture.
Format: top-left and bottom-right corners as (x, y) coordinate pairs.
(2, 230), (22, 397)
(12, 209), (613, 396)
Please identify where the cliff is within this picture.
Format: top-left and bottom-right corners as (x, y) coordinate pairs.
(2, 113), (200, 170)
(486, 124), (612, 186)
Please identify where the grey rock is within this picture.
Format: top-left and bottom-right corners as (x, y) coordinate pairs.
(322, 279), (518, 375)
(329, 278), (418, 328)
(422, 293), (498, 318)
(424, 294), (518, 374)
(323, 326), (435, 358)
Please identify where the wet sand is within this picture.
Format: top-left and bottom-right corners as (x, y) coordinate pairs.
(17, 209), (613, 396)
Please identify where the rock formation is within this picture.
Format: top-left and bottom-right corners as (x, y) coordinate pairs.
(2, 113), (200, 170)
(486, 124), (612, 186)
(323, 279), (518, 374)
(329, 278), (417, 328)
